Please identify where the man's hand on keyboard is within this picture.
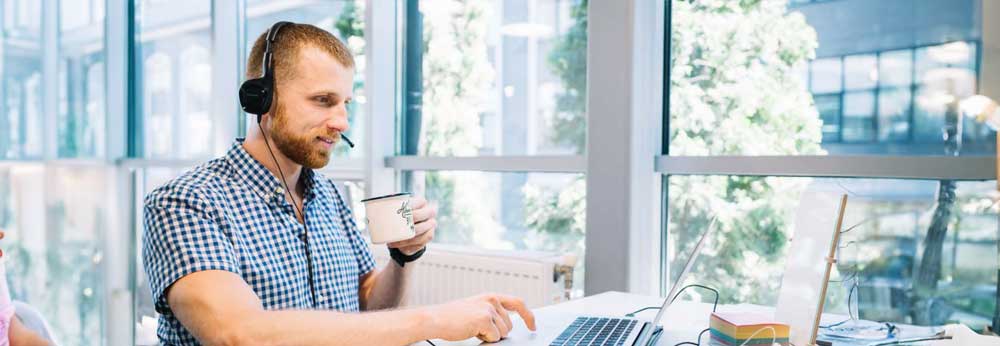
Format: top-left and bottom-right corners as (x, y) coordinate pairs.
(425, 293), (538, 343)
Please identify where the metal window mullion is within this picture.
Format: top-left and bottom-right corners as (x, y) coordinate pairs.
(872, 52), (881, 143)
(908, 48), (916, 143)
(127, 0), (143, 158)
(213, 0), (243, 155)
(655, 155), (996, 181)
(385, 155), (586, 173)
(586, 0), (664, 296)
(838, 56), (845, 143)
(42, 0), (58, 159)
(366, 0), (401, 197)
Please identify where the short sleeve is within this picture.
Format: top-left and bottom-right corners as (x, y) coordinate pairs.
(142, 185), (241, 315)
(330, 182), (376, 276)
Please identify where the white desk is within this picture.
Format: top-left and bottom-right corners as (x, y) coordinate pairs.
(421, 291), (944, 346)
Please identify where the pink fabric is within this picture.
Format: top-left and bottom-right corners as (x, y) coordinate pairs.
(0, 261), (13, 346)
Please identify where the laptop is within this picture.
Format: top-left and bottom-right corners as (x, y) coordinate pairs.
(549, 218), (717, 346)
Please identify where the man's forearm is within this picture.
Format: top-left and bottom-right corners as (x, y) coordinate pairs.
(222, 306), (434, 346)
(364, 261), (414, 310)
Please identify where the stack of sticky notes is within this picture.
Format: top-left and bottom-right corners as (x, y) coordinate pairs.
(709, 311), (790, 346)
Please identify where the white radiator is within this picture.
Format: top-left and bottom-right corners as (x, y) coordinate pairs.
(371, 244), (569, 308)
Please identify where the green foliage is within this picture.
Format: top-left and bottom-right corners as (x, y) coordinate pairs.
(335, 1), (364, 39)
(668, 0), (822, 304)
(547, 0), (588, 154)
(416, 1), (506, 246)
(525, 0), (824, 304)
(334, 0), (366, 158)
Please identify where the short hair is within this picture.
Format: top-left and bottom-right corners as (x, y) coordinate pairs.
(245, 23), (355, 84)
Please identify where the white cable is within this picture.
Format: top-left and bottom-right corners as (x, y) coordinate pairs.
(738, 326), (778, 346)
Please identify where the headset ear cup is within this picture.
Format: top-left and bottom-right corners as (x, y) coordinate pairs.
(239, 78), (273, 116)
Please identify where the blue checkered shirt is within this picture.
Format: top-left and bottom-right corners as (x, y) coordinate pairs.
(142, 139), (376, 345)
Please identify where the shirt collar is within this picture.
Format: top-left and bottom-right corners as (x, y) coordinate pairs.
(224, 138), (329, 206)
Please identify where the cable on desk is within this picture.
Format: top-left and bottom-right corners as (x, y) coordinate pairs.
(673, 328), (710, 346)
(625, 284), (720, 317)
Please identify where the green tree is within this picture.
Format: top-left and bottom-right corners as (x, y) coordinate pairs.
(662, 0), (822, 304)
(547, 0), (588, 154)
(526, 0), (824, 304)
(416, 1), (509, 247)
(334, 0), (367, 158)
(522, 0), (589, 271)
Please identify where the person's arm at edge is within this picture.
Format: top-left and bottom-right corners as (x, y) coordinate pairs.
(170, 270), (536, 346)
(171, 270), (432, 346)
(9, 317), (53, 346)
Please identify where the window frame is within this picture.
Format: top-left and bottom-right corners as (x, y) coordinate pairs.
(657, 0), (997, 321)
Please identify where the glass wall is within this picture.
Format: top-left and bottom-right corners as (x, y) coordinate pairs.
(399, 0), (588, 295)
(1, 0), (43, 158)
(403, 0), (586, 157)
(1, 0), (109, 344)
(665, 0), (997, 331)
(667, 177), (997, 327)
(135, 0), (213, 159)
(0, 164), (111, 346)
(669, 0), (991, 156)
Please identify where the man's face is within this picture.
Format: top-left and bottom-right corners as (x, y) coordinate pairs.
(269, 45), (354, 169)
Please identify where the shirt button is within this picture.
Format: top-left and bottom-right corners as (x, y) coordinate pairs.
(318, 294), (327, 302)
(275, 186), (284, 195)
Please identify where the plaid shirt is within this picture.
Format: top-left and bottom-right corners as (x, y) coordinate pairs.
(142, 138), (376, 345)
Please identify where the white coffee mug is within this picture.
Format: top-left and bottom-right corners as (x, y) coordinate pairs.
(361, 192), (416, 244)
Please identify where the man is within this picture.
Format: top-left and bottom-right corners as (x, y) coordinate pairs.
(143, 22), (535, 346)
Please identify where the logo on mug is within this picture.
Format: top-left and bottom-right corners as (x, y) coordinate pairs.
(397, 201), (414, 231)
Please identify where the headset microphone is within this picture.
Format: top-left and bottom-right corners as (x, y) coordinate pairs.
(340, 134), (355, 148)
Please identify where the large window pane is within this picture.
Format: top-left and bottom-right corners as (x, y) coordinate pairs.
(843, 91), (876, 142)
(669, 0), (992, 156)
(844, 54), (877, 90)
(666, 175), (997, 329)
(58, 0), (106, 158)
(878, 87), (911, 142)
(815, 94), (841, 143)
(1, 2), (44, 159)
(2, 0), (104, 159)
(0, 164), (109, 345)
(879, 49), (913, 87)
(245, 0), (367, 159)
(811, 58), (843, 94)
(135, 0), (213, 159)
(406, 171), (585, 293)
(406, 0), (587, 156)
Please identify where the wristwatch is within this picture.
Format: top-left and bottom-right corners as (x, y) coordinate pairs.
(388, 246), (426, 267)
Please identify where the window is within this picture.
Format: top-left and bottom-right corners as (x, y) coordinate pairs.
(403, 0), (586, 157)
(0, 0), (109, 344)
(1, 52), (43, 158)
(667, 177), (997, 327)
(665, 0), (996, 331)
(135, 0), (213, 159)
(407, 171), (584, 254)
(0, 164), (109, 346)
(671, 0), (991, 156)
(395, 0), (588, 294)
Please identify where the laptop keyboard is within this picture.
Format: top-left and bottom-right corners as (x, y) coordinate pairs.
(549, 317), (639, 346)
